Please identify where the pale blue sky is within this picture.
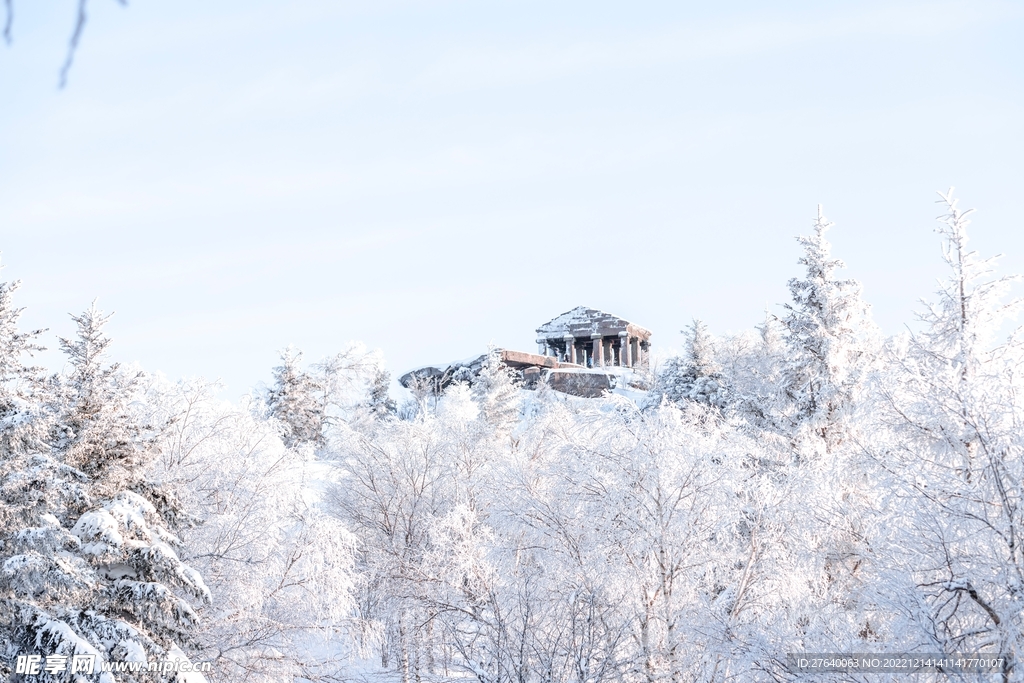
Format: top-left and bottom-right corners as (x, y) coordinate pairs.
(1, 0), (1022, 395)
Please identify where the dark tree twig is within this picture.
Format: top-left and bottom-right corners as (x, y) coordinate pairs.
(3, 0), (12, 46)
(58, 0), (89, 88)
(3, 0), (127, 87)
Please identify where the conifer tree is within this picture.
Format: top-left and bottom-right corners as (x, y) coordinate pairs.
(53, 302), (147, 493)
(366, 369), (397, 419)
(778, 205), (876, 452)
(0, 275), (47, 453)
(657, 320), (727, 409)
(471, 348), (520, 435)
(1, 300), (209, 682)
(267, 346), (324, 448)
(0, 273), (63, 681)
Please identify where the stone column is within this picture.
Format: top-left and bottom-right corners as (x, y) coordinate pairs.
(537, 341), (547, 355)
(635, 340), (644, 368)
(565, 336), (576, 364)
(592, 334), (603, 368)
(621, 333), (632, 367)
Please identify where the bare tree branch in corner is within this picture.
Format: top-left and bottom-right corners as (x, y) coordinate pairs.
(3, 0), (12, 46)
(3, 0), (127, 88)
(58, 0), (90, 88)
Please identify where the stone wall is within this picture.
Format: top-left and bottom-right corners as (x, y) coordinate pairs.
(545, 370), (614, 398)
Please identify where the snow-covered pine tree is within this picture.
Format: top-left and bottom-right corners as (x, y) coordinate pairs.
(1, 300), (210, 683)
(735, 209), (883, 655)
(777, 205), (876, 453)
(366, 369), (397, 419)
(0, 277), (45, 378)
(0, 274), (67, 682)
(471, 348), (520, 435)
(656, 319), (728, 410)
(267, 346), (324, 448)
(0, 274), (47, 457)
(53, 302), (146, 495)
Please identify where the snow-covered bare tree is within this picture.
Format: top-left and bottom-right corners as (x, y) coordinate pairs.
(145, 377), (360, 683)
(267, 343), (385, 449)
(869, 189), (1024, 677)
(328, 380), (507, 683)
(311, 343), (384, 425)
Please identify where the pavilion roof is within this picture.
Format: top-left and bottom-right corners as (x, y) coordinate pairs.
(536, 306), (652, 341)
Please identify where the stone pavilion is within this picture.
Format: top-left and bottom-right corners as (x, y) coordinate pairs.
(535, 306), (652, 369)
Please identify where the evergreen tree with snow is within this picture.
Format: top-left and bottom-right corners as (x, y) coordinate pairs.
(657, 319), (728, 410)
(0, 273), (62, 682)
(1, 300), (209, 682)
(52, 303), (148, 494)
(471, 348), (520, 435)
(267, 346), (324, 448)
(0, 274), (47, 453)
(777, 205), (876, 453)
(365, 368), (397, 419)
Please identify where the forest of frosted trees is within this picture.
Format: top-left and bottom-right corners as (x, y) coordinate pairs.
(3, 190), (1024, 682)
